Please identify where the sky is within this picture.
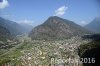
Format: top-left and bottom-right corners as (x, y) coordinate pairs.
(0, 0), (99, 26)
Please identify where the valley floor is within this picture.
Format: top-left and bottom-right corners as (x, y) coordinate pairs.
(0, 36), (90, 66)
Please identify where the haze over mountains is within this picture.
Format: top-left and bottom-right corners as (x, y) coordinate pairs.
(0, 16), (99, 41)
(0, 17), (33, 36)
(0, 17), (33, 42)
(85, 17), (100, 33)
(29, 16), (91, 40)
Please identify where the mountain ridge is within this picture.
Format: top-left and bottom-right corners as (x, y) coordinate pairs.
(0, 17), (33, 36)
(85, 17), (100, 33)
(29, 16), (91, 40)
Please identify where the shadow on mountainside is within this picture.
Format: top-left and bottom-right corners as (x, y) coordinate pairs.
(78, 34), (100, 66)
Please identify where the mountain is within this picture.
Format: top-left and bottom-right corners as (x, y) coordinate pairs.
(29, 16), (91, 40)
(0, 25), (11, 41)
(0, 17), (32, 36)
(85, 17), (100, 33)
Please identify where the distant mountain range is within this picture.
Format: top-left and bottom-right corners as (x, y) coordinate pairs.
(29, 16), (91, 40)
(0, 17), (33, 41)
(0, 17), (33, 36)
(85, 17), (100, 33)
